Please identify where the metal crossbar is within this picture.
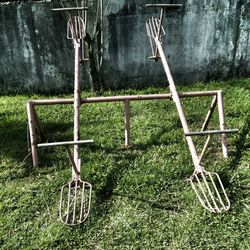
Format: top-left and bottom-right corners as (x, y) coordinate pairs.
(52, 7), (88, 11)
(37, 140), (94, 148)
(185, 129), (239, 136)
(146, 4), (182, 8)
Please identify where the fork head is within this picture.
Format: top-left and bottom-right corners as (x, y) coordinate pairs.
(146, 17), (165, 39)
(189, 170), (230, 213)
(59, 179), (92, 225)
(67, 16), (86, 40)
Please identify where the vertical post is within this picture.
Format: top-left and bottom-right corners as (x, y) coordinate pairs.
(27, 101), (39, 167)
(33, 107), (46, 142)
(217, 91), (228, 158)
(124, 99), (131, 146)
(100, 0), (103, 68)
(73, 40), (81, 178)
(81, 0), (88, 60)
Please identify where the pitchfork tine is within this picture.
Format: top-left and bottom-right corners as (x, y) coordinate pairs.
(194, 174), (215, 212)
(72, 182), (78, 224)
(80, 183), (85, 221)
(201, 173), (220, 211)
(210, 173), (229, 210)
(152, 17), (157, 38)
(146, 21), (155, 55)
(66, 183), (71, 223)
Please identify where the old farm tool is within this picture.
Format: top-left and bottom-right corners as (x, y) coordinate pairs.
(59, 15), (92, 225)
(146, 4), (238, 212)
(37, 7), (93, 225)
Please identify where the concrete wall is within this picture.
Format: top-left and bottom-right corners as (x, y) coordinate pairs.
(0, 0), (249, 93)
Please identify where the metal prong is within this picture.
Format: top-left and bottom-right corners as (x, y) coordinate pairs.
(80, 181), (85, 221)
(190, 171), (230, 213)
(59, 179), (92, 225)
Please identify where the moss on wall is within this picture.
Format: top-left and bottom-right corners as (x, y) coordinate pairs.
(0, 0), (249, 94)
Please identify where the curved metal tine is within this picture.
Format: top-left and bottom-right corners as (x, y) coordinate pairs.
(201, 172), (220, 212)
(80, 182), (92, 221)
(146, 20), (155, 55)
(155, 17), (165, 39)
(208, 172), (230, 211)
(60, 180), (92, 225)
(191, 173), (215, 212)
(72, 180), (78, 224)
(66, 183), (71, 222)
(59, 182), (71, 224)
(146, 17), (165, 39)
(190, 171), (230, 213)
(146, 18), (153, 37)
(80, 181), (85, 221)
(151, 17), (158, 38)
(153, 17), (160, 38)
(67, 16), (85, 40)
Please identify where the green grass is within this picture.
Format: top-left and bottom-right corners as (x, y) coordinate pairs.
(0, 79), (249, 249)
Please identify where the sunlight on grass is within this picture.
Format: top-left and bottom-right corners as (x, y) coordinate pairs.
(0, 79), (249, 249)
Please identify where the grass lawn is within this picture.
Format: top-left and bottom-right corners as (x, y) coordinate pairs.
(0, 79), (249, 249)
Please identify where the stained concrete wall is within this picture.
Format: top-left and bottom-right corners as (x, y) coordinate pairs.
(0, 0), (249, 94)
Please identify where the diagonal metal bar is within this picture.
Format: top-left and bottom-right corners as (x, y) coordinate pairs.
(201, 95), (217, 131)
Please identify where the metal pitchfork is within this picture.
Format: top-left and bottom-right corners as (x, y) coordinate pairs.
(145, 4), (236, 213)
(59, 15), (92, 225)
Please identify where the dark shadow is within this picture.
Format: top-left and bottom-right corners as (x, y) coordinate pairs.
(225, 113), (250, 209)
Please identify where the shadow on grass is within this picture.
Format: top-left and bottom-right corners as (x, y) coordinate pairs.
(0, 118), (75, 179)
(228, 113), (250, 171)
(220, 113), (250, 210)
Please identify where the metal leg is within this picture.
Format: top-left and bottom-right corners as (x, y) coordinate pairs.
(33, 107), (46, 142)
(124, 99), (131, 146)
(217, 91), (228, 158)
(27, 102), (39, 167)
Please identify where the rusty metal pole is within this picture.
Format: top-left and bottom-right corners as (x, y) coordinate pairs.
(27, 101), (39, 167)
(217, 90), (228, 158)
(124, 99), (131, 146)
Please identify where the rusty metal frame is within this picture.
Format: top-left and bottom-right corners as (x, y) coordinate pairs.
(27, 90), (229, 167)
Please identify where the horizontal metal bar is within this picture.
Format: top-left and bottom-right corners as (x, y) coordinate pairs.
(185, 129), (239, 136)
(52, 7), (88, 11)
(148, 56), (161, 60)
(28, 91), (219, 106)
(38, 140), (94, 148)
(145, 4), (182, 8)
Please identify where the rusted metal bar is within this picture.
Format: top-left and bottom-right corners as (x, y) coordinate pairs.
(28, 90), (222, 167)
(33, 107), (46, 142)
(198, 96), (217, 164)
(37, 140), (94, 148)
(217, 91), (228, 158)
(52, 7), (88, 11)
(145, 4), (182, 8)
(30, 91), (220, 106)
(65, 146), (80, 176)
(198, 135), (211, 164)
(201, 95), (217, 131)
(73, 40), (81, 179)
(124, 99), (131, 147)
(155, 38), (202, 172)
(185, 129), (238, 136)
(27, 102), (39, 167)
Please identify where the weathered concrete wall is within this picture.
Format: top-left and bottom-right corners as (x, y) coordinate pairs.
(0, 0), (249, 93)
(104, 0), (250, 88)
